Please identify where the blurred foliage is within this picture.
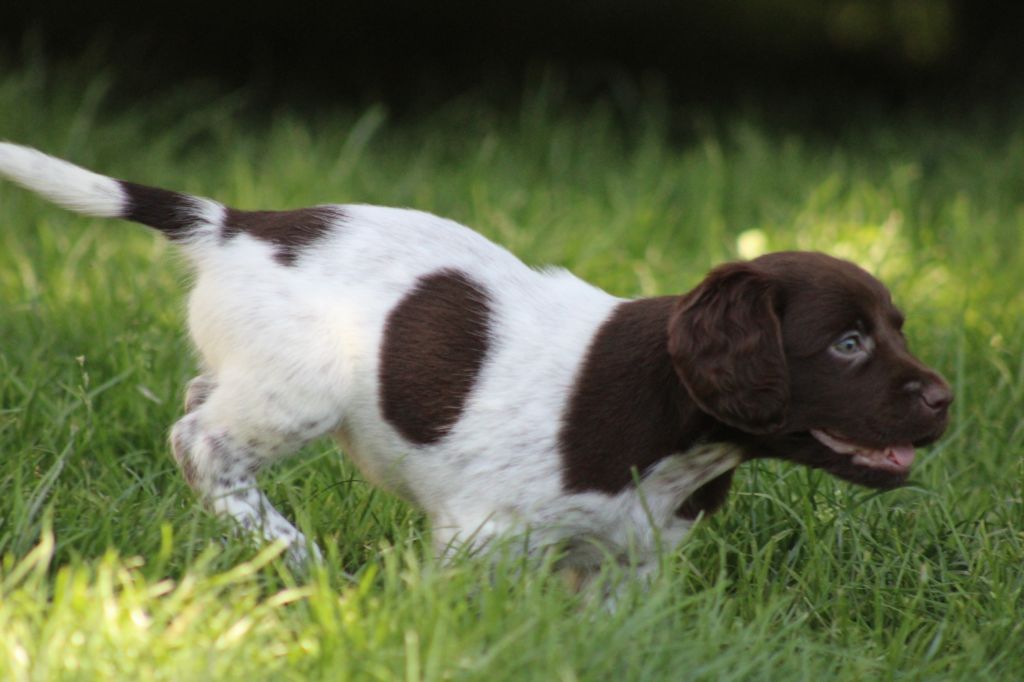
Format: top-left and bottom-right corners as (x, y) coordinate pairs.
(0, 1), (1020, 111)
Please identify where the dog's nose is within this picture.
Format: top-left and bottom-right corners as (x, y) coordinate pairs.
(923, 381), (953, 410)
(909, 378), (953, 413)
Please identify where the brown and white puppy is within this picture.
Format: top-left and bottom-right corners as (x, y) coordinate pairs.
(0, 143), (951, 585)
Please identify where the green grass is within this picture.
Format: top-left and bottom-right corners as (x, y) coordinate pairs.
(1, 62), (1023, 681)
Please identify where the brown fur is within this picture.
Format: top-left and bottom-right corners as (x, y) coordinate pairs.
(559, 297), (715, 494)
(119, 180), (344, 265)
(379, 269), (493, 445)
(121, 182), (198, 239)
(560, 251), (952, 514)
(222, 206), (344, 265)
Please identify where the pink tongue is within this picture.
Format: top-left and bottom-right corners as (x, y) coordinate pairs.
(886, 445), (915, 468)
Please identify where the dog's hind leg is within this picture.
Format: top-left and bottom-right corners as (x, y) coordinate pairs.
(183, 374), (216, 414)
(170, 370), (341, 565)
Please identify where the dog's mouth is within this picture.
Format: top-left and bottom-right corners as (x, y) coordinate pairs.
(809, 429), (915, 474)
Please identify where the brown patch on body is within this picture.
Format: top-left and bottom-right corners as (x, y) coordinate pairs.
(558, 298), (731, 517)
(222, 206), (345, 265)
(379, 269), (493, 445)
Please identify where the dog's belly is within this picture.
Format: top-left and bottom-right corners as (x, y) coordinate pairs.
(334, 418), (742, 568)
(330, 426), (423, 504)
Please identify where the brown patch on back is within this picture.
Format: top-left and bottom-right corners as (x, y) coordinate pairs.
(379, 269), (493, 445)
(559, 298), (728, 507)
(222, 206), (345, 265)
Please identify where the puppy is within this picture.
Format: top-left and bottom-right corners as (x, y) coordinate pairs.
(0, 143), (951, 583)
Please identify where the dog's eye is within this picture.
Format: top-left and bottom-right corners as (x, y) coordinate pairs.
(832, 331), (865, 356)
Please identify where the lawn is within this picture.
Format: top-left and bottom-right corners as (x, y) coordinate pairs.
(1, 62), (1022, 681)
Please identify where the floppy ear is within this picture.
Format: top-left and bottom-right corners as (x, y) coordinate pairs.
(667, 263), (789, 434)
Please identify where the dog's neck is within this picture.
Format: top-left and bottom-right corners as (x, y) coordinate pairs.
(559, 296), (738, 516)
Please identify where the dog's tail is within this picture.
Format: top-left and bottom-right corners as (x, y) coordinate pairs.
(0, 142), (221, 245)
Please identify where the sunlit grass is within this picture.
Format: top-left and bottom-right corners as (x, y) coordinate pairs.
(1, 60), (1023, 680)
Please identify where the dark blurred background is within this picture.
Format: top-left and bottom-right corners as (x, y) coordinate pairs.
(2, 0), (1023, 117)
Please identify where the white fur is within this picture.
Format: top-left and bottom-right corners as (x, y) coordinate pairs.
(0, 143), (125, 217)
(0, 143), (741, 582)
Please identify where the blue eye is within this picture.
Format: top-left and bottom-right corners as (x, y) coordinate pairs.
(833, 332), (863, 355)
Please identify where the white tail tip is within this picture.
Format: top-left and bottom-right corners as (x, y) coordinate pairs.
(0, 142), (126, 218)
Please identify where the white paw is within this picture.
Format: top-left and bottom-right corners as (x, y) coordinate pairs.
(281, 535), (324, 568)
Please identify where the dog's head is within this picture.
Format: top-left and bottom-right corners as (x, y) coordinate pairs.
(668, 251), (951, 489)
